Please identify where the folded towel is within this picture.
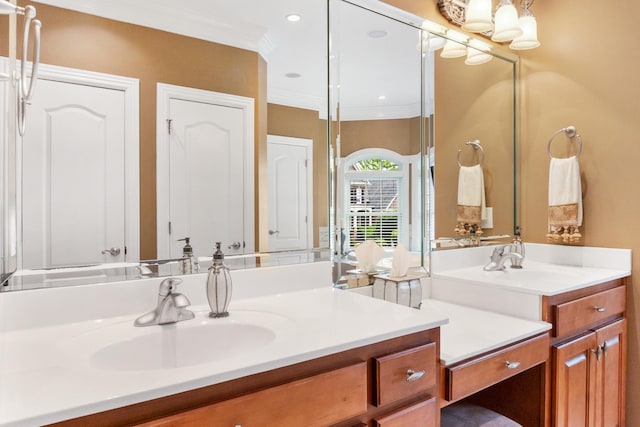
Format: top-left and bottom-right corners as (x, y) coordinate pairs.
(547, 155), (582, 243)
(455, 164), (486, 235)
(354, 240), (385, 274)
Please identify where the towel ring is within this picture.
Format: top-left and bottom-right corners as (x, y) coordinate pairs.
(547, 126), (582, 159)
(457, 139), (484, 167)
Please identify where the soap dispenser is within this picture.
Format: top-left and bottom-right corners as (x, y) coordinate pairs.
(510, 227), (525, 269)
(206, 242), (232, 318)
(177, 237), (199, 274)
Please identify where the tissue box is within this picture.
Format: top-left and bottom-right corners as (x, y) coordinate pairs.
(373, 275), (423, 309)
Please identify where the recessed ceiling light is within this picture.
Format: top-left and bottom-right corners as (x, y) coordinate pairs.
(286, 14), (301, 22)
(368, 30), (388, 38)
(378, 95), (387, 100)
(285, 72), (301, 79)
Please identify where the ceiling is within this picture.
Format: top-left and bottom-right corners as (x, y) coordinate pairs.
(35, 0), (429, 120)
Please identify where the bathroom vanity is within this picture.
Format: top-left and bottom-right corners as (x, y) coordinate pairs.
(0, 262), (448, 427)
(430, 243), (631, 427)
(0, 244), (631, 427)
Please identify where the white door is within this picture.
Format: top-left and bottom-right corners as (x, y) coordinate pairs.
(267, 135), (313, 251)
(165, 98), (246, 258)
(21, 79), (126, 268)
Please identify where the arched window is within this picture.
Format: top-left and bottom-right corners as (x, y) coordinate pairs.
(341, 149), (409, 250)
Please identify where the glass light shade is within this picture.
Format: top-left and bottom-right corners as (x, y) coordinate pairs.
(491, 2), (523, 42)
(465, 47), (492, 65)
(440, 39), (467, 58)
(426, 34), (446, 51)
(462, 0), (493, 33)
(510, 13), (540, 50)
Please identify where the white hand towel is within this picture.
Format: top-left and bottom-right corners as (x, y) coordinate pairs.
(456, 165), (486, 232)
(547, 156), (582, 243)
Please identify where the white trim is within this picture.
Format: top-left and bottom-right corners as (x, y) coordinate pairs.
(267, 135), (314, 250)
(9, 59), (141, 263)
(156, 83), (255, 259)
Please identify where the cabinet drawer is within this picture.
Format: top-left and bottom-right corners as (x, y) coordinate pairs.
(374, 397), (437, 427)
(374, 342), (437, 406)
(554, 286), (625, 338)
(136, 362), (367, 427)
(445, 333), (549, 402)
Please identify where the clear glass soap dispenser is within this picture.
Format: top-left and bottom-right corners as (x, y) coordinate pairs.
(177, 237), (200, 274)
(206, 242), (232, 318)
(511, 226), (525, 268)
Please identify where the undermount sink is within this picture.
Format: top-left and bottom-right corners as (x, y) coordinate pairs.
(63, 309), (287, 371)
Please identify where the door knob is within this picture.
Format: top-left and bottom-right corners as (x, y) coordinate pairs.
(101, 247), (121, 256)
(228, 241), (242, 250)
(269, 230), (280, 235)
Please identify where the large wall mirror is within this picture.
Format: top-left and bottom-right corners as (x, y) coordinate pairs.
(329, 0), (517, 286)
(0, 0), (517, 291)
(0, 0), (331, 290)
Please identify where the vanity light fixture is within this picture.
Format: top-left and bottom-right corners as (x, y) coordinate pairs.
(440, 29), (468, 58)
(509, 5), (540, 50)
(491, 0), (522, 42)
(465, 39), (493, 65)
(420, 21), (448, 51)
(461, 0), (493, 33)
(437, 0), (539, 49)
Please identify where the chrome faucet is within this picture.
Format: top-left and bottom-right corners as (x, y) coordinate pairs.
(483, 245), (524, 271)
(134, 277), (195, 326)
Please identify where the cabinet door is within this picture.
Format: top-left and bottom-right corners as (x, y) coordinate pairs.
(552, 332), (598, 427)
(594, 319), (626, 427)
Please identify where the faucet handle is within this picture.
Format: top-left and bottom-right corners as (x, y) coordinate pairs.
(157, 277), (182, 305)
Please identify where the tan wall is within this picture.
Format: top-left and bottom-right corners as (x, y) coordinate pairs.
(385, 0), (640, 423)
(340, 118), (421, 157)
(434, 55), (515, 239)
(518, 2), (640, 424)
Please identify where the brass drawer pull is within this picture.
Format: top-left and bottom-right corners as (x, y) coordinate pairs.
(505, 360), (521, 369)
(594, 306), (606, 312)
(406, 369), (425, 382)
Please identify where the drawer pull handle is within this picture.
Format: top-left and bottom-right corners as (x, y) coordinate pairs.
(505, 360), (521, 369)
(594, 306), (606, 312)
(406, 369), (425, 382)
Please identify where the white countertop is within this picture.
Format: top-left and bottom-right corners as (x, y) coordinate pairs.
(0, 287), (448, 427)
(433, 260), (630, 296)
(421, 299), (551, 366)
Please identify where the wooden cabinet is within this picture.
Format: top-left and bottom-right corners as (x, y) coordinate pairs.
(136, 362), (368, 427)
(552, 319), (625, 427)
(47, 329), (440, 427)
(444, 333), (549, 403)
(373, 342), (437, 406)
(544, 278), (627, 427)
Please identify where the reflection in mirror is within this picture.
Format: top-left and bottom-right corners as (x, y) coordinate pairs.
(328, 0), (518, 289)
(433, 37), (517, 249)
(0, 0), (331, 291)
(329, 0), (431, 287)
